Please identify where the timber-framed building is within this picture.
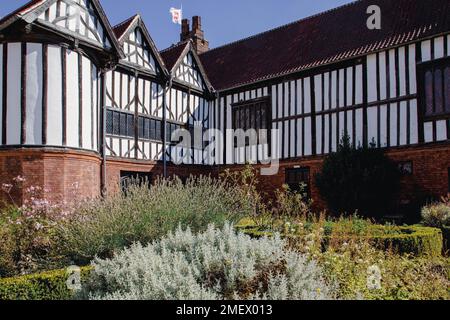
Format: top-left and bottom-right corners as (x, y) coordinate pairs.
(0, 0), (449, 213)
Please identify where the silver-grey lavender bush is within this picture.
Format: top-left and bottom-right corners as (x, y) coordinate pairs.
(83, 224), (336, 300)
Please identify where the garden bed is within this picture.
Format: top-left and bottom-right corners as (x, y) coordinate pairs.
(0, 267), (92, 300)
(237, 220), (444, 257)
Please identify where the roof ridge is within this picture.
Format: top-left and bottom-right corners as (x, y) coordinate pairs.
(160, 40), (190, 53)
(200, 0), (364, 56)
(112, 14), (139, 30)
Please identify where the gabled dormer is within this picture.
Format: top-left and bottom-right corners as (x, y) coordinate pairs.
(0, 0), (123, 66)
(160, 41), (213, 94)
(113, 14), (166, 76)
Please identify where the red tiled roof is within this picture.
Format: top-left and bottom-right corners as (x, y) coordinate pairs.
(199, 0), (450, 91)
(160, 41), (189, 71)
(113, 14), (138, 40)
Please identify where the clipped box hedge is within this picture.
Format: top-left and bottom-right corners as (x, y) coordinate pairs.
(366, 225), (443, 257)
(442, 226), (450, 250)
(236, 222), (443, 257)
(0, 267), (92, 300)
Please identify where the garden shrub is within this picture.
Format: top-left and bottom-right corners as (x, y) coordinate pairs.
(421, 199), (450, 229)
(58, 175), (253, 265)
(367, 225), (443, 257)
(237, 218), (449, 300)
(82, 223), (336, 300)
(0, 267), (92, 300)
(320, 240), (450, 300)
(237, 220), (443, 257)
(315, 134), (400, 219)
(0, 192), (70, 277)
(442, 226), (450, 251)
(272, 184), (313, 220)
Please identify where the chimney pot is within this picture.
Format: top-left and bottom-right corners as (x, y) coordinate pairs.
(192, 16), (201, 31)
(179, 16), (209, 54)
(181, 19), (190, 41)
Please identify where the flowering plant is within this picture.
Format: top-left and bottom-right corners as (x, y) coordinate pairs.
(0, 177), (73, 277)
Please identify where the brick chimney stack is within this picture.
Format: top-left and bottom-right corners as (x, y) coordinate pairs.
(181, 18), (190, 39)
(180, 16), (209, 54)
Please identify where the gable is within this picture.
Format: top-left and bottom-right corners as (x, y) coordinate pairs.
(36, 0), (112, 49)
(174, 52), (205, 90)
(122, 26), (161, 74)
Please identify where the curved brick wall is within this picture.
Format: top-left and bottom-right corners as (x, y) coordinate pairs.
(0, 148), (101, 206)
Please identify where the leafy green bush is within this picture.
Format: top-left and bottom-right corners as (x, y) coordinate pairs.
(442, 226), (450, 251)
(0, 200), (68, 278)
(58, 175), (253, 265)
(320, 240), (450, 300)
(315, 134), (400, 219)
(237, 219), (443, 257)
(421, 199), (450, 229)
(82, 224), (336, 300)
(272, 184), (313, 220)
(0, 267), (92, 300)
(237, 217), (449, 300)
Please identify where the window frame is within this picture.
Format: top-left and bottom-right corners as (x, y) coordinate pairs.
(231, 96), (272, 148)
(120, 171), (152, 193)
(418, 57), (450, 121)
(285, 167), (311, 198)
(137, 115), (164, 143)
(106, 109), (135, 138)
(397, 161), (414, 176)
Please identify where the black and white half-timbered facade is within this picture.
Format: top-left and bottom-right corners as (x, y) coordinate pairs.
(105, 14), (167, 162)
(0, 0), (449, 207)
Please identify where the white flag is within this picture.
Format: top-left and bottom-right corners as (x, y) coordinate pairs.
(170, 7), (182, 25)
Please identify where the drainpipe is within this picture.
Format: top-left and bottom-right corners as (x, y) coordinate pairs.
(163, 74), (174, 178)
(100, 69), (107, 196)
(215, 90), (221, 173)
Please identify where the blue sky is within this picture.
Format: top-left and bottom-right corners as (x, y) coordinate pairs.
(1, 0), (354, 50)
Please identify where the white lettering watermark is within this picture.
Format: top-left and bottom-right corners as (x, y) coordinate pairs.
(366, 5), (381, 30)
(367, 265), (382, 290)
(168, 127), (281, 175)
(66, 265), (82, 291)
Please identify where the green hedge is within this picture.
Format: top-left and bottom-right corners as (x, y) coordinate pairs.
(442, 226), (450, 250)
(0, 267), (92, 300)
(367, 225), (443, 257)
(236, 223), (443, 257)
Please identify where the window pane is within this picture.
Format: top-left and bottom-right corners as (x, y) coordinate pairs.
(239, 108), (245, 130)
(113, 112), (120, 135)
(245, 107), (250, 131)
(425, 70), (434, 116)
(127, 115), (135, 137)
(255, 105), (261, 130)
(150, 120), (156, 140)
(250, 106), (256, 131)
(155, 120), (161, 141)
(166, 123), (173, 142)
(106, 110), (113, 134)
(234, 109), (240, 130)
(145, 119), (150, 139)
(434, 69), (443, 114)
(119, 113), (127, 135)
(232, 100), (270, 146)
(444, 67), (450, 113)
(285, 168), (310, 196)
(138, 117), (144, 139)
(260, 105), (267, 130)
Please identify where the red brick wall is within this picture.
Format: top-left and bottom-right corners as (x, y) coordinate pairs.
(1, 144), (449, 212)
(219, 144), (450, 212)
(0, 148), (101, 206)
(105, 158), (213, 195)
(387, 144), (450, 203)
